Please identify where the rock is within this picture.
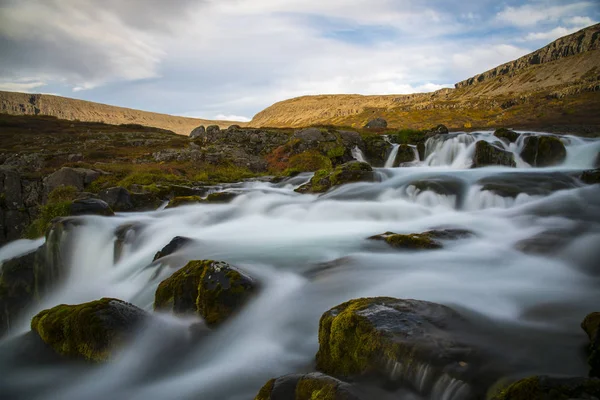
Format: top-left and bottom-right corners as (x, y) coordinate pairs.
(427, 124), (449, 135)
(31, 298), (148, 362)
(228, 125), (241, 131)
(254, 372), (364, 400)
(520, 136), (566, 167)
(582, 312), (600, 377)
(316, 297), (493, 397)
(493, 128), (520, 143)
(98, 187), (133, 212)
(581, 169), (600, 185)
(293, 128), (337, 144)
(472, 141), (516, 168)
(129, 192), (162, 211)
(368, 229), (472, 250)
(489, 376), (600, 400)
(296, 161), (374, 194)
(166, 196), (202, 209)
(0, 167), (23, 209)
(477, 171), (579, 197)
(362, 135), (390, 166)
(69, 198), (114, 217)
(206, 125), (220, 135)
(392, 144), (416, 166)
(338, 130), (364, 148)
(363, 118), (387, 130)
(153, 236), (193, 262)
(189, 125), (206, 139)
(44, 167), (100, 193)
(154, 260), (257, 327)
(67, 153), (84, 162)
(206, 191), (238, 203)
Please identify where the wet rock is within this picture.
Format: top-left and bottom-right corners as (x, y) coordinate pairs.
(0, 167), (23, 209)
(206, 191), (238, 203)
(514, 227), (585, 256)
(98, 187), (133, 212)
(166, 196), (202, 209)
(113, 223), (142, 263)
(153, 236), (193, 262)
(392, 145), (416, 166)
(189, 125), (205, 139)
(493, 128), (520, 143)
(472, 141), (516, 168)
(338, 130), (364, 148)
(316, 297), (493, 398)
(44, 167), (100, 193)
(154, 260), (257, 327)
(254, 372), (365, 400)
(69, 198), (114, 216)
(477, 172), (579, 198)
(368, 229), (472, 250)
(296, 161), (374, 194)
(581, 169), (600, 185)
(31, 298), (148, 362)
(489, 375), (600, 400)
(582, 312), (600, 377)
(407, 176), (466, 197)
(426, 124), (449, 135)
(364, 118), (387, 130)
(520, 136), (566, 167)
(362, 135), (390, 166)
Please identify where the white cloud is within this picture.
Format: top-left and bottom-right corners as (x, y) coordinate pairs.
(451, 44), (529, 79)
(0, 80), (46, 92)
(496, 2), (594, 27)
(564, 16), (596, 26)
(214, 114), (252, 122)
(523, 26), (580, 41)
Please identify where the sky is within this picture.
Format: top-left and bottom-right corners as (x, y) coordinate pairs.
(0, 0), (598, 122)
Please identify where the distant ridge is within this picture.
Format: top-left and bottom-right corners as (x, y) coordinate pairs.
(0, 91), (243, 135)
(250, 24), (600, 131)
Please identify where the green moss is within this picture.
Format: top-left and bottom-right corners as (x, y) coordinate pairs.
(489, 376), (600, 400)
(25, 200), (72, 239)
(295, 377), (337, 400)
(192, 164), (258, 183)
(254, 378), (275, 400)
(288, 151), (332, 172)
(118, 171), (185, 188)
(47, 185), (79, 203)
(385, 233), (443, 250)
(166, 196), (202, 209)
(326, 146), (346, 159)
(206, 192), (237, 203)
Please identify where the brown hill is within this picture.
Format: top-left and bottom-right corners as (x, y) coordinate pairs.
(250, 24), (600, 132)
(0, 91), (243, 135)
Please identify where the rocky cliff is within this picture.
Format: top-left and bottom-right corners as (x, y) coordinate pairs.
(250, 24), (600, 131)
(0, 91), (243, 135)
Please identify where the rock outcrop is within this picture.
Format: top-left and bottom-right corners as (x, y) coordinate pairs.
(295, 161), (374, 193)
(254, 373), (365, 400)
(520, 135), (567, 167)
(472, 141), (516, 168)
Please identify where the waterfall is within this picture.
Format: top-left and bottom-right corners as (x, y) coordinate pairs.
(409, 144), (420, 162)
(384, 144), (400, 168)
(424, 133), (476, 167)
(351, 146), (367, 163)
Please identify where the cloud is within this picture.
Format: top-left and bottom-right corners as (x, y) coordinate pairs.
(214, 114), (252, 122)
(496, 2), (594, 27)
(522, 26), (581, 41)
(0, 79), (46, 92)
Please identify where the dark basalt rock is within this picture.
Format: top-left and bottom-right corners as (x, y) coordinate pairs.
(426, 124), (449, 135)
(363, 118), (387, 130)
(31, 298), (147, 362)
(154, 260), (257, 327)
(368, 229), (473, 250)
(295, 161), (374, 194)
(98, 187), (133, 212)
(206, 191), (238, 203)
(189, 125), (205, 139)
(472, 141), (515, 168)
(206, 125), (220, 135)
(493, 128), (520, 143)
(581, 169), (600, 185)
(391, 144), (416, 166)
(407, 176), (467, 203)
(153, 236), (193, 262)
(362, 135), (390, 166)
(69, 198), (114, 217)
(489, 375), (600, 400)
(582, 312), (600, 377)
(520, 135), (566, 167)
(477, 172), (579, 198)
(254, 372), (365, 400)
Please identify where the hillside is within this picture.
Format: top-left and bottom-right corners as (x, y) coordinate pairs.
(250, 24), (600, 132)
(0, 91), (243, 135)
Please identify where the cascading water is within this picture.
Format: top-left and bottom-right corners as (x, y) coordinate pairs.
(0, 131), (599, 400)
(351, 146), (367, 163)
(384, 144), (400, 168)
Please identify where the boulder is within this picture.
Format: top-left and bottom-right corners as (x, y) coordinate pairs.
(44, 167), (100, 193)
(362, 135), (390, 166)
(363, 118), (387, 130)
(154, 260), (257, 327)
(153, 236), (193, 262)
(206, 191), (238, 203)
(582, 312), (600, 377)
(166, 196), (202, 209)
(293, 128), (337, 144)
(0, 167), (24, 209)
(427, 124), (449, 135)
(254, 372), (364, 400)
(98, 187), (133, 212)
(493, 128), (520, 143)
(489, 376), (600, 400)
(190, 125), (205, 139)
(581, 169), (600, 185)
(129, 192), (162, 211)
(31, 298), (148, 362)
(392, 144), (416, 166)
(520, 136), (566, 167)
(316, 297), (494, 398)
(368, 229), (473, 250)
(337, 130), (364, 148)
(206, 125), (220, 135)
(477, 171), (579, 198)
(472, 141), (516, 168)
(295, 161), (374, 194)
(69, 198), (114, 217)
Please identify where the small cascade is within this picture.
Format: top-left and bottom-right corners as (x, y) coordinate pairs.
(409, 144), (420, 162)
(384, 144), (401, 168)
(424, 134), (476, 167)
(351, 146), (367, 163)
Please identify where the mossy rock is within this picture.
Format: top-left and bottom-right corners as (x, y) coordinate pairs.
(580, 169), (600, 185)
(316, 297), (493, 396)
(582, 312), (600, 377)
(153, 236), (193, 262)
(295, 161), (374, 194)
(166, 196), (203, 209)
(206, 191), (238, 203)
(493, 128), (520, 143)
(489, 376), (600, 400)
(361, 135), (389, 166)
(254, 372), (364, 400)
(154, 260), (257, 327)
(69, 198), (114, 216)
(392, 144), (416, 166)
(472, 141), (515, 168)
(369, 229), (473, 250)
(520, 136), (566, 167)
(31, 298), (147, 362)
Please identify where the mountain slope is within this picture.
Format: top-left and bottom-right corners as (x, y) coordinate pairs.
(250, 24), (600, 131)
(0, 91), (243, 135)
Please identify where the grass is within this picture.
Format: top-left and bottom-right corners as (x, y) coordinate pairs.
(25, 186), (79, 238)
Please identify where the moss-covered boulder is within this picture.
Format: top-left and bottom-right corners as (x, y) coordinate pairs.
(31, 298), (147, 362)
(362, 135), (390, 166)
(472, 141), (516, 168)
(363, 118), (387, 130)
(166, 196), (202, 209)
(493, 128), (520, 144)
(154, 260), (257, 327)
(580, 169), (600, 185)
(392, 144), (416, 166)
(69, 198), (114, 216)
(254, 372), (364, 400)
(489, 376), (600, 400)
(520, 136), (566, 167)
(153, 236), (193, 262)
(368, 229), (472, 250)
(582, 312), (600, 377)
(295, 161), (374, 194)
(206, 191), (238, 203)
(316, 297), (493, 397)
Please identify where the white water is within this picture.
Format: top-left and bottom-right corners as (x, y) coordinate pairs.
(1, 131), (599, 400)
(384, 144), (401, 168)
(351, 146), (367, 163)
